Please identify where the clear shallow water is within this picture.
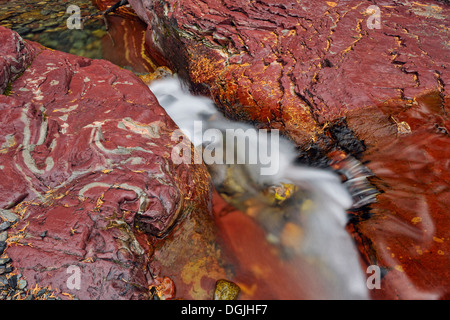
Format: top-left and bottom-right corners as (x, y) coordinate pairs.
(150, 76), (370, 299)
(0, 0), (153, 74)
(0, 0), (106, 59)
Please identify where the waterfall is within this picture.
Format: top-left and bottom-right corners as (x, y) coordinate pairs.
(150, 76), (370, 300)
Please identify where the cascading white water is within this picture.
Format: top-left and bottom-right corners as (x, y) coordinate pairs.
(150, 76), (370, 300)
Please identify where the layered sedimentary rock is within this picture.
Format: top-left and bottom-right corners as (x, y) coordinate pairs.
(123, 0), (450, 299)
(0, 26), (223, 299)
(128, 0), (449, 147)
(92, 0), (158, 74)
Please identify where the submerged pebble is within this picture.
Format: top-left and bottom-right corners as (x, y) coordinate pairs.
(0, 222), (11, 232)
(18, 279), (27, 290)
(214, 279), (240, 300)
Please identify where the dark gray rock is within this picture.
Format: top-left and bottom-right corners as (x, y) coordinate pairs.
(18, 279), (27, 290)
(7, 275), (17, 289)
(0, 221), (11, 232)
(0, 276), (8, 288)
(0, 209), (18, 224)
(0, 266), (12, 275)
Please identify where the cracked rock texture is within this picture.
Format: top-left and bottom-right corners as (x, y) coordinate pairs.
(122, 0), (450, 299)
(128, 0), (449, 147)
(0, 26), (224, 299)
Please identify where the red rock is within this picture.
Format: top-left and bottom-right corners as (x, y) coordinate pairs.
(211, 190), (333, 299)
(127, 0), (449, 148)
(90, 0), (159, 74)
(119, 0), (450, 300)
(101, 14), (157, 75)
(0, 26), (221, 300)
(348, 92), (450, 300)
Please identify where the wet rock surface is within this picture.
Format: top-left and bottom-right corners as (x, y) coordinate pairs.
(128, 0), (449, 148)
(0, 0), (156, 74)
(0, 0), (449, 300)
(349, 92), (450, 300)
(0, 0), (105, 59)
(121, 0), (449, 299)
(0, 26), (221, 299)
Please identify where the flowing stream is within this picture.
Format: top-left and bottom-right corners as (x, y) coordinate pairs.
(150, 76), (373, 299)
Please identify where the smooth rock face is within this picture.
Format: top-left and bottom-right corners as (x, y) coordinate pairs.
(128, 0), (449, 146)
(0, 26), (216, 300)
(350, 93), (450, 300)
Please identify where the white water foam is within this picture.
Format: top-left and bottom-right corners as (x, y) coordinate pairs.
(149, 76), (369, 299)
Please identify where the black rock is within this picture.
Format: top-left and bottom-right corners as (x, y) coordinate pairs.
(0, 242), (6, 255)
(0, 257), (11, 266)
(7, 275), (17, 289)
(0, 266), (13, 275)
(13, 26), (31, 35)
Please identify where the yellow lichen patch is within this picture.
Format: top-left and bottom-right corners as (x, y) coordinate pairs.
(70, 226), (78, 236)
(394, 265), (405, 272)
(42, 189), (66, 207)
(326, 2), (338, 7)
(0, 135), (17, 154)
(433, 236), (444, 243)
(437, 250), (444, 255)
(272, 183), (297, 203)
(95, 193), (105, 210)
(139, 66), (173, 85)
(188, 46), (225, 84)
(61, 292), (76, 300)
(341, 19), (364, 54)
(214, 279), (240, 300)
(411, 217), (422, 224)
(6, 221), (29, 246)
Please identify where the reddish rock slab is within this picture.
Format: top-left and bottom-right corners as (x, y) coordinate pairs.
(91, 0), (159, 75)
(348, 92), (450, 300)
(0, 26), (222, 300)
(119, 0), (450, 300)
(127, 0), (449, 147)
(101, 15), (158, 75)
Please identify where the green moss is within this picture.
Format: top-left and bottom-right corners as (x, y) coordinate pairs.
(3, 82), (12, 96)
